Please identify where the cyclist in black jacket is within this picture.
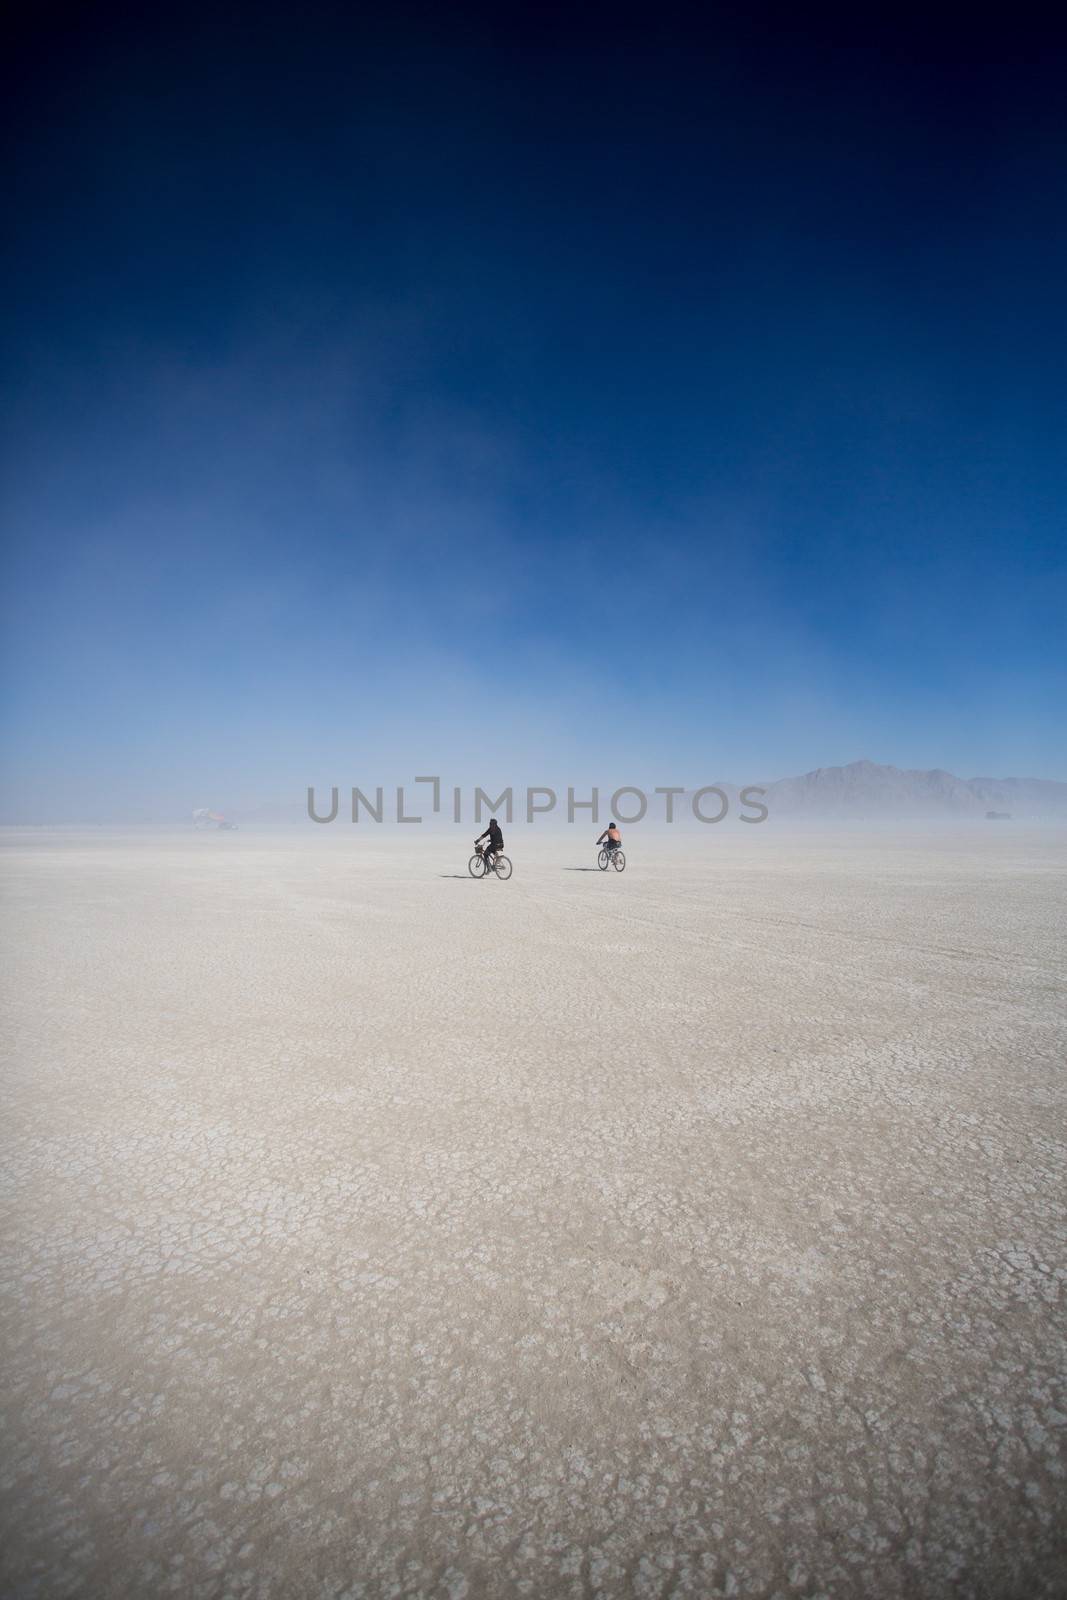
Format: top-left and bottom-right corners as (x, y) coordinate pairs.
(475, 817), (504, 874)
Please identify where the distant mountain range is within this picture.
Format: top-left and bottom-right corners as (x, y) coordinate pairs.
(759, 760), (1067, 818)
(236, 761), (1067, 824)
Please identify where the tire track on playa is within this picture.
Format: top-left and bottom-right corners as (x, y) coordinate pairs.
(515, 875), (1019, 1017)
(663, 891), (1065, 977)
(510, 874), (1067, 1137)
(509, 876), (754, 1107)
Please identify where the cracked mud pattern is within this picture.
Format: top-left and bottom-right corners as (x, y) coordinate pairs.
(1, 827), (1065, 1599)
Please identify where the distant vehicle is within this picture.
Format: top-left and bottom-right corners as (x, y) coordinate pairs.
(193, 808), (238, 830)
(985, 811), (1012, 821)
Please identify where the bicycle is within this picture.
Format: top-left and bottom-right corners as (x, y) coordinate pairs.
(468, 842), (513, 880)
(597, 844), (626, 872)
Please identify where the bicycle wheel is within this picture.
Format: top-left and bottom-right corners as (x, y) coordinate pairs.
(612, 850), (626, 871)
(468, 853), (486, 878)
(597, 850), (609, 871)
(493, 855), (513, 880)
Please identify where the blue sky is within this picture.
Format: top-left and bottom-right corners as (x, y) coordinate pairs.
(2, 5), (1065, 818)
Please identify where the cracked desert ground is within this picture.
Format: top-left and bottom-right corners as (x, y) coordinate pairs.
(2, 825), (1065, 1600)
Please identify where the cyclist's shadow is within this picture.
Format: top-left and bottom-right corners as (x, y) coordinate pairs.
(563, 867), (600, 872)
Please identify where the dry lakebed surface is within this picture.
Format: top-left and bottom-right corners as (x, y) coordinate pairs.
(2, 825), (1065, 1598)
